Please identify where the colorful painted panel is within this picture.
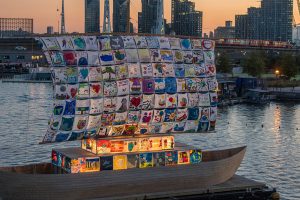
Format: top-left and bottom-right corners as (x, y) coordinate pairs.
(113, 155), (128, 170)
(80, 157), (100, 172)
(100, 156), (113, 170)
(41, 36), (217, 143)
(190, 150), (202, 164)
(82, 135), (174, 155)
(53, 147), (203, 173)
(153, 152), (166, 167)
(96, 140), (111, 154)
(178, 151), (190, 164)
(165, 151), (178, 166)
(127, 154), (139, 169)
(139, 153), (153, 168)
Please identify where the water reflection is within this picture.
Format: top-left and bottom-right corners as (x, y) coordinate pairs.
(273, 106), (281, 143)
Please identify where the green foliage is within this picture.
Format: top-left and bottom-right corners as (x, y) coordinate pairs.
(296, 55), (300, 71)
(261, 51), (278, 71)
(242, 52), (265, 77)
(280, 53), (298, 79)
(216, 52), (231, 73)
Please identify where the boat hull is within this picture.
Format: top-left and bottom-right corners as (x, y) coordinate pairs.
(0, 146), (246, 200)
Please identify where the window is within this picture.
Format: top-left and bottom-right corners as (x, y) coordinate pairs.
(17, 55), (25, 59)
(3, 56), (10, 59)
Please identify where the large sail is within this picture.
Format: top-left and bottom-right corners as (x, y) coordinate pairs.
(39, 35), (217, 143)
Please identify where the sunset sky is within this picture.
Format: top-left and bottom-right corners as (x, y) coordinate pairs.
(0, 0), (299, 34)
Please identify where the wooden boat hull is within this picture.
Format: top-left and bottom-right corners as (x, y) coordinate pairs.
(0, 146), (246, 200)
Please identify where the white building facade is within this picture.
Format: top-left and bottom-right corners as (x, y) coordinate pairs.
(292, 25), (300, 46)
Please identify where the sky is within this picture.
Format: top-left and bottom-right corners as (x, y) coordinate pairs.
(0, 0), (299, 34)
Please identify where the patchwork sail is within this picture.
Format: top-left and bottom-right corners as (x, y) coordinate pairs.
(39, 35), (218, 143)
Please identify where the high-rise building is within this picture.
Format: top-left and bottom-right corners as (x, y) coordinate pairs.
(113, 0), (130, 33)
(209, 31), (214, 39)
(85, 0), (100, 33)
(225, 21), (233, 28)
(235, 0), (293, 41)
(235, 8), (261, 40)
(235, 15), (248, 39)
(171, 0), (203, 37)
(138, 0), (164, 34)
(0, 18), (33, 37)
(247, 7), (261, 40)
(138, 12), (143, 33)
(214, 20), (235, 39)
(261, 0), (293, 41)
(164, 20), (172, 35)
(47, 26), (54, 35)
(129, 22), (134, 33)
(103, 0), (111, 33)
(152, 0), (164, 34)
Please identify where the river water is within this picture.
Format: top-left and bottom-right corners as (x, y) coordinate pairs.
(0, 82), (300, 199)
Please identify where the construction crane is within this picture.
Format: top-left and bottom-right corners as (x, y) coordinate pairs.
(61, 0), (66, 34)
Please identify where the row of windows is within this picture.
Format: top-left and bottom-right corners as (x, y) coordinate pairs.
(0, 55), (25, 60)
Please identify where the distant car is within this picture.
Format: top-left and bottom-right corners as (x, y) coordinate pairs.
(15, 46), (27, 51)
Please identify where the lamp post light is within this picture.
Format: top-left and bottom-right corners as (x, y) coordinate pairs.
(275, 69), (280, 91)
(275, 69), (280, 78)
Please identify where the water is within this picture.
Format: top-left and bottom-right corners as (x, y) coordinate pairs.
(0, 82), (300, 199)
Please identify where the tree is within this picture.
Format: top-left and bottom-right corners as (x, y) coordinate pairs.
(296, 54), (300, 73)
(216, 52), (231, 73)
(242, 52), (265, 77)
(261, 51), (277, 72)
(280, 53), (298, 79)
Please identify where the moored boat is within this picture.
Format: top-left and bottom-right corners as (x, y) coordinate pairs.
(0, 145), (246, 200)
(244, 89), (271, 104)
(0, 35), (247, 200)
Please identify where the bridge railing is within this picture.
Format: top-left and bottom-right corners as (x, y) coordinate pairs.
(215, 38), (293, 49)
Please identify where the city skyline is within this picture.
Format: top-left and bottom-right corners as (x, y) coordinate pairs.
(1, 0), (300, 34)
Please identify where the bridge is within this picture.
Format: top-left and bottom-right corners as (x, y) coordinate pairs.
(0, 36), (299, 69)
(215, 38), (294, 51)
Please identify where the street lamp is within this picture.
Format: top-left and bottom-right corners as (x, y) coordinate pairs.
(275, 69), (280, 78)
(274, 69), (280, 91)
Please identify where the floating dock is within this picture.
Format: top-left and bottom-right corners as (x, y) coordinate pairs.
(102, 175), (274, 200)
(0, 171), (276, 200)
